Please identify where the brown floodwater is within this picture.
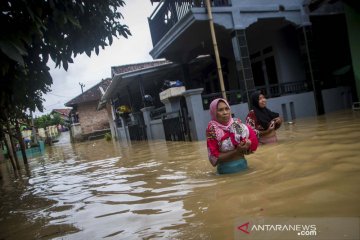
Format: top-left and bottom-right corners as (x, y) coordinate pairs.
(1, 110), (360, 239)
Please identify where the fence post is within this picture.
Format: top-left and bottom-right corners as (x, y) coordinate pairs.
(183, 88), (205, 141)
(141, 106), (155, 140)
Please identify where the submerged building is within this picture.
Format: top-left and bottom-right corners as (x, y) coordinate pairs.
(100, 0), (359, 142)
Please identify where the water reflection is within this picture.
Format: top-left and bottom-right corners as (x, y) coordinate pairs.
(1, 110), (360, 239)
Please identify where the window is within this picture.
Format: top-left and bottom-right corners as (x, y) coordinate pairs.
(265, 56), (278, 84)
(250, 46), (278, 88)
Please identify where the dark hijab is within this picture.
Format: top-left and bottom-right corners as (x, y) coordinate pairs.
(251, 91), (279, 130)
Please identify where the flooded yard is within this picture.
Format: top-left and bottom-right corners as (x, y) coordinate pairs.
(1, 110), (360, 239)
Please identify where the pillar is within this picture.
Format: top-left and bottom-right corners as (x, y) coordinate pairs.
(141, 106), (155, 140)
(183, 88), (205, 141)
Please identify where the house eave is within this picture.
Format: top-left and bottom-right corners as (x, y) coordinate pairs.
(98, 62), (177, 110)
(149, 11), (196, 60)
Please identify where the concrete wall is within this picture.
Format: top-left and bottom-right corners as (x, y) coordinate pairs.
(150, 119), (165, 140)
(231, 0), (303, 6)
(114, 114), (165, 142)
(246, 21), (306, 86)
(106, 104), (117, 140)
(203, 0), (307, 30)
(140, 88), (320, 141)
(266, 92), (317, 122)
(183, 89), (206, 141)
(70, 123), (82, 142)
(230, 103), (252, 122)
(187, 92), (317, 141)
(117, 126), (129, 145)
(77, 101), (110, 135)
(322, 87), (352, 113)
(139, 88), (351, 142)
(275, 25), (307, 84)
(345, 4), (360, 101)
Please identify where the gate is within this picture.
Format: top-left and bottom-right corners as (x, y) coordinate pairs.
(162, 107), (191, 141)
(162, 111), (185, 141)
(127, 112), (147, 141)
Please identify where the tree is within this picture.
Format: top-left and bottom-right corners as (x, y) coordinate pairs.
(34, 113), (64, 129)
(0, 0), (131, 116)
(0, 0), (130, 168)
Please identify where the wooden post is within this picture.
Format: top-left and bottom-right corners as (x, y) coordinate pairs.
(205, 0), (227, 100)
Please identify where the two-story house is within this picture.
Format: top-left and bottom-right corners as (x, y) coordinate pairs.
(100, 0), (359, 142)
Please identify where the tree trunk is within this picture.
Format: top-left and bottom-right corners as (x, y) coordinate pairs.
(1, 126), (16, 171)
(5, 121), (21, 170)
(4, 133), (17, 171)
(15, 120), (28, 164)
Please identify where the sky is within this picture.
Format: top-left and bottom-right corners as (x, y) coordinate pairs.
(35, 0), (156, 117)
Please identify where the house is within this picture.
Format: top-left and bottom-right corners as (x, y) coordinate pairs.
(99, 60), (182, 141)
(51, 108), (71, 120)
(51, 108), (71, 125)
(99, 57), (215, 142)
(100, 0), (358, 142)
(65, 79), (112, 142)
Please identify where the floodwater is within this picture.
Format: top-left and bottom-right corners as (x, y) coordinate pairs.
(1, 110), (360, 239)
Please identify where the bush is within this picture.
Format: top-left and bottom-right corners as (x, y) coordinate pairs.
(104, 133), (112, 141)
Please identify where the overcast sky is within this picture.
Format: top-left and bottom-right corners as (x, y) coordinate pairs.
(35, 0), (156, 117)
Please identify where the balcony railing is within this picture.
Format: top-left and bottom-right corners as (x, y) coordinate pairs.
(148, 0), (232, 46)
(257, 81), (310, 98)
(202, 89), (244, 110)
(201, 82), (311, 110)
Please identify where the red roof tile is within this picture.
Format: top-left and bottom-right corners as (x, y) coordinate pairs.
(52, 109), (71, 116)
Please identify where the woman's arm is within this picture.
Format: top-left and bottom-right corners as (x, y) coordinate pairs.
(258, 122), (275, 136)
(217, 140), (251, 163)
(246, 111), (260, 138)
(273, 116), (283, 129)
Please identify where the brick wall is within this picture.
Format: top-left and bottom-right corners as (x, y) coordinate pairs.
(77, 101), (110, 134)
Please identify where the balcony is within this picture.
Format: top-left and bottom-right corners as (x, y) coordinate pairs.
(148, 0), (232, 48)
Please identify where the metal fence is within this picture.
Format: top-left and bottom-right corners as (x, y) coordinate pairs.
(201, 82), (310, 110)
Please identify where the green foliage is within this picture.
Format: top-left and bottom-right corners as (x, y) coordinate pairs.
(104, 132), (112, 141)
(0, 0), (131, 122)
(34, 112), (64, 129)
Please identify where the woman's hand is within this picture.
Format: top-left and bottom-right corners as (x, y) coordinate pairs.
(268, 121), (275, 130)
(218, 140), (252, 163)
(274, 117), (281, 124)
(273, 117), (282, 129)
(236, 139), (252, 154)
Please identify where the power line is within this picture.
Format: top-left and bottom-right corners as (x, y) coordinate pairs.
(48, 92), (71, 98)
(44, 101), (62, 108)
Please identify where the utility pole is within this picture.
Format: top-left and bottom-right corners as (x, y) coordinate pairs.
(205, 0), (227, 100)
(79, 82), (85, 93)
